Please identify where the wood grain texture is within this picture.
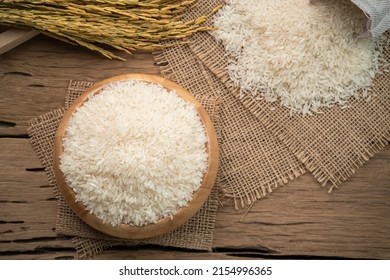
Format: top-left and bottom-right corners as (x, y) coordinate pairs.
(214, 151), (390, 259)
(1, 34), (389, 259)
(92, 250), (256, 260)
(0, 28), (39, 55)
(53, 74), (219, 240)
(1, 136), (389, 259)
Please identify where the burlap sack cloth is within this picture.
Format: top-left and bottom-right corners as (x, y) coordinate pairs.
(183, 0), (389, 192)
(28, 81), (221, 258)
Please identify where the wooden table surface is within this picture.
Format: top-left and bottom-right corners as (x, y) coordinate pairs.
(1, 35), (389, 260)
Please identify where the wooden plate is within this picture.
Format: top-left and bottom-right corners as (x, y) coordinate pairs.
(53, 74), (219, 239)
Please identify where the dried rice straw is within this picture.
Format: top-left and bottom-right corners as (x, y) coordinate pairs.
(0, 0), (218, 60)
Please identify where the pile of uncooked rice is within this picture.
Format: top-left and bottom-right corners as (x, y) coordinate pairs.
(212, 0), (389, 114)
(60, 80), (208, 227)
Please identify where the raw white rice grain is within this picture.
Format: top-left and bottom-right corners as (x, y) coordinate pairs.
(60, 80), (208, 226)
(212, 0), (388, 114)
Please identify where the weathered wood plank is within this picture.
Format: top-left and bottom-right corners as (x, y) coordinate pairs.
(0, 237), (74, 252)
(1, 34), (389, 259)
(0, 28), (39, 55)
(0, 251), (76, 260)
(0, 200), (58, 241)
(0, 248), (254, 260)
(213, 146), (390, 259)
(1, 138), (389, 259)
(0, 35), (160, 136)
(93, 249), (254, 260)
(0, 139), (58, 243)
(0, 138), (52, 203)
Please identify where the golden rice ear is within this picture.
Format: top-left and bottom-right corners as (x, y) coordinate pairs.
(0, 1), (218, 59)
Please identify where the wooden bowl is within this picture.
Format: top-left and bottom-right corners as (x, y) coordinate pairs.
(53, 74), (219, 239)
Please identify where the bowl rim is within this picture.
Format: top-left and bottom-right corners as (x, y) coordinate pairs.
(52, 73), (219, 239)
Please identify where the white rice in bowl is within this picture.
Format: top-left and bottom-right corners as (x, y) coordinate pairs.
(60, 80), (209, 227)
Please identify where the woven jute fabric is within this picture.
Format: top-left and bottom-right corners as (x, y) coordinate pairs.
(28, 80), (221, 259)
(187, 0), (390, 191)
(154, 43), (305, 209)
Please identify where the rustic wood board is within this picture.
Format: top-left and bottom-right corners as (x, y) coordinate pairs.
(1, 138), (389, 259)
(1, 35), (389, 259)
(0, 28), (39, 55)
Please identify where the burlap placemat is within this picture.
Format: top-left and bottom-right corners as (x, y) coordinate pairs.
(154, 44), (306, 209)
(187, 0), (390, 191)
(28, 80), (222, 259)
